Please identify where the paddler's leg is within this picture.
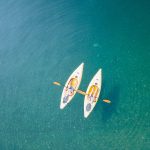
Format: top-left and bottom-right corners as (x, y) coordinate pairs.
(91, 96), (97, 103)
(68, 86), (75, 96)
(92, 86), (99, 103)
(86, 95), (96, 112)
(93, 99), (97, 103)
(86, 95), (93, 111)
(63, 86), (74, 103)
(89, 95), (94, 102)
(88, 94), (97, 103)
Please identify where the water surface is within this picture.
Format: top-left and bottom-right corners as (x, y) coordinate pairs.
(0, 0), (149, 149)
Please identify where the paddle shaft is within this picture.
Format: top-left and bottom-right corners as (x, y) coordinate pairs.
(53, 82), (86, 95)
(53, 82), (111, 103)
(53, 81), (98, 98)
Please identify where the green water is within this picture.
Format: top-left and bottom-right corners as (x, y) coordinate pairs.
(0, 0), (150, 149)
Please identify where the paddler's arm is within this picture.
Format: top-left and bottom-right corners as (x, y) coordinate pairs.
(95, 87), (99, 97)
(73, 78), (78, 89)
(66, 78), (73, 90)
(93, 87), (99, 102)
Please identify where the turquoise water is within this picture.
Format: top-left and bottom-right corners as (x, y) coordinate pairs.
(0, 0), (150, 149)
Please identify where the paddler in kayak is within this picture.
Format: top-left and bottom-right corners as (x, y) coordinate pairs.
(88, 82), (99, 103)
(86, 82), (99, 112)
(63, 76), (78, 103)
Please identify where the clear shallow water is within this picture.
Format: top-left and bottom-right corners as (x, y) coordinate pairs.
(0, 0), (149, 149)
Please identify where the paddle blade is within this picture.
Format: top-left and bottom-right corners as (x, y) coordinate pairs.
(103, 99), (111, 103)
(53, 82), (61, 86)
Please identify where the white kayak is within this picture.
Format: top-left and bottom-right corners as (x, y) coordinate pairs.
(84, 69), (102, 118)
(60, 63), (84, 109)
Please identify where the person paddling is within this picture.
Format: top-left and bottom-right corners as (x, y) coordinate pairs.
(87, 82), (99, 103)
(63, 76), (78, 103)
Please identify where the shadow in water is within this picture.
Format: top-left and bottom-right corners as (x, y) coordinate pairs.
(101, 85), (120, 122)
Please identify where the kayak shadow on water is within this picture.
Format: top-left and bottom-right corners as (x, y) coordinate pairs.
(100, 85), (120, 122)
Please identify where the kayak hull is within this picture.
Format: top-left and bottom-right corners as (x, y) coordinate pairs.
(60, 63), (84, 109)
(84, 69), (102, 118)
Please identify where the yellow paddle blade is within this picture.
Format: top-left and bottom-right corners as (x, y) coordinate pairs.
(103, 99), (111, 103)
(53, 82), (61, 86)
(77, 90), (87, 95)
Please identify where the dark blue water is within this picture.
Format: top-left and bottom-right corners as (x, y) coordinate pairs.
(0, 0), (149, 149)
